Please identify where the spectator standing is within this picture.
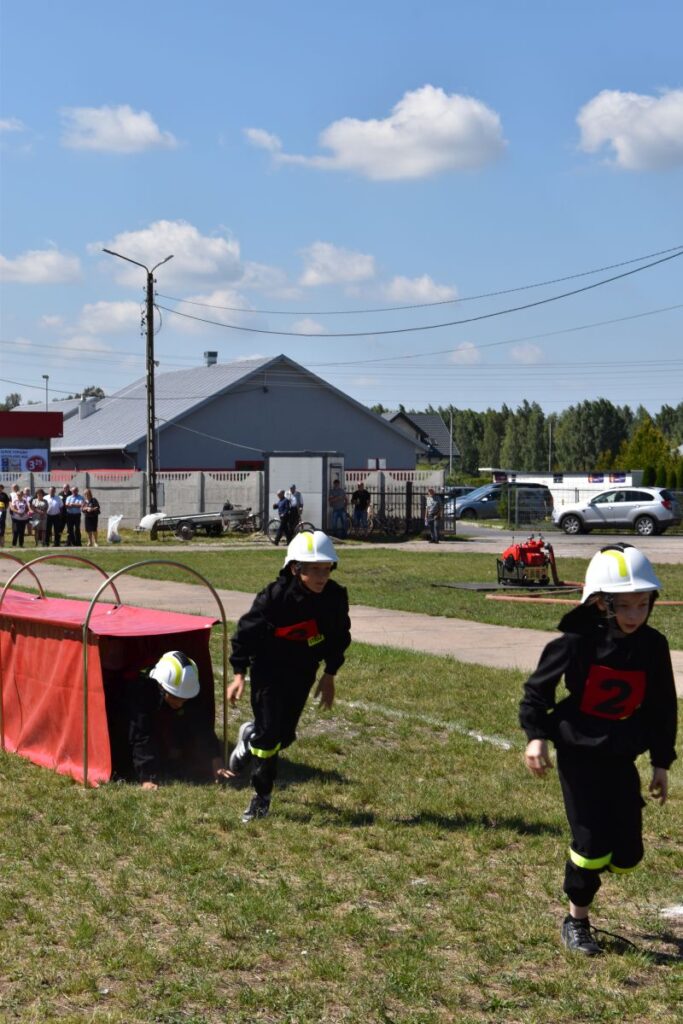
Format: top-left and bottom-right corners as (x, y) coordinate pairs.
(0, 484), (8, 547)
(82, 488), (101, 547)
(425, 487), (442, 544)
(30, 488), (48, 546)
(351, 481), (371, 530)
(65, 486), (85, 546)
(328, 478), (348, 538)
(59, 485), (71, 539)
(23, 488), (34, 539)
(273, 489), (292, 546)
(288, 484), (304, 528)
(45, 487), (63, 547)
(11, 488), (30, 548)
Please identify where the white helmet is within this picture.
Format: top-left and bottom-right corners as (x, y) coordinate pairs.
(150, 651), (200, 700)
(582, 545), (661, 603)
(284, 529), (338, 568)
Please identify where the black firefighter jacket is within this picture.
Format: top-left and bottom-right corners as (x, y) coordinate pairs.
(519, 604), (677, 769)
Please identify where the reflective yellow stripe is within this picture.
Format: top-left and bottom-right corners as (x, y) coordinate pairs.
(569, 848), (612, 871)
(608, 862), (636, 875)
(250, 742), (281, 759)
(160, 654), (182, 688)
(603, 550), (628, 578)
(303, 532), (314, 552)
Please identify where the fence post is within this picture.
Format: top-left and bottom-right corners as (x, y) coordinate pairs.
(198, 472), (205, 514)
(406, 480), (413, 534)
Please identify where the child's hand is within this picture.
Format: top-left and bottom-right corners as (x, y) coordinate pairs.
(649, 767), (668, 805)
(524, 739), (552, 777)
(227, 675), (245, 705)
(315, 673), (335, 709)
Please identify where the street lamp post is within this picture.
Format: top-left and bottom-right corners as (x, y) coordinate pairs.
(102, 248), (173, 513)
(42, 374), (49, 412)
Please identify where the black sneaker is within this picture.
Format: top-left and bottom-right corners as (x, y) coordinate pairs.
(241, 794), (270, 823)
(229, 721), (255, 775)
(561, 915), (602, 956)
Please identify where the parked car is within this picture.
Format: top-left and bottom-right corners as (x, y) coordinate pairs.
(443, 486), (476, 517)
(552, 487), (681, 536)
(455, 482), (553, 521)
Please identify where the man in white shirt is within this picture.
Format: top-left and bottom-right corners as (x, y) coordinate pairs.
(45, 486), (64, 547)
(65, 486), (85, 546)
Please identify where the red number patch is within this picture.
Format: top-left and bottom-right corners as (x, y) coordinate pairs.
(580, 664), (646, 720)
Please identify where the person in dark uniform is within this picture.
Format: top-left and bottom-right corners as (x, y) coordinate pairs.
(520, 545), (677, 956)
(102, 647), (225, 788)
(226, 530), (351, 822)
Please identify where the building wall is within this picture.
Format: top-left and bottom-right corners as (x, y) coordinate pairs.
(155, 369), (417, 471)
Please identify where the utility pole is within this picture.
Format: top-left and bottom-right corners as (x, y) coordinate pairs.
(42, 374), (49, 412)
(102, 248), (173, 513)
(449, 406), (453, 477)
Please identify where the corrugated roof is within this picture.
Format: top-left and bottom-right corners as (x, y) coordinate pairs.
(53, 357), (272, 452)
(15, 399), (81, 420)
(408, 413), (453, 455)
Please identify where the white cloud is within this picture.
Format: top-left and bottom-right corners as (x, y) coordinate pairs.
(40, 314), (64, 328)
(0, 118), (25, 133)
(291, 318), (326, 335)
(510, 343), (543, 364)
(0, 247), (81, 283)
(78, 301), (141, 334)
(384, 274), (457, 303)
(299, 241), (375, 287)
(577, 88), (683, 170)
(449, 341), (481, 365)
(60, 104), (178, 153)
(162, 287), (258, 335)
(247, 85), (505, 180)
(92, 220), (242, 287)
(61, 334), (112, 359)
(244, 128), (282, 152)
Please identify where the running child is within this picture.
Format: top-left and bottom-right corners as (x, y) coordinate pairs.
(519, 544), (677, 955)
(226, 530), (351, 822)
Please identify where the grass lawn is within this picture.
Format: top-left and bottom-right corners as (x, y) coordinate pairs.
(5, 545), (681, 648)
(1, 641), (681, 1023)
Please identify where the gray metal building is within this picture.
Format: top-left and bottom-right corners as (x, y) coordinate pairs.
(51, 354), (425, 471)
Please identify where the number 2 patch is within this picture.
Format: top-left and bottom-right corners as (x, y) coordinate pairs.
(580, 664), (646, 720)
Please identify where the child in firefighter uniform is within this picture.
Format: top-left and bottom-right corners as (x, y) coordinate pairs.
(519, 545), (677, 955)
(226, 530), (351, 822)
(103, 648), (224, 789)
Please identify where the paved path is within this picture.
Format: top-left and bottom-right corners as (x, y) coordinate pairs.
(2, 560), (681, 696)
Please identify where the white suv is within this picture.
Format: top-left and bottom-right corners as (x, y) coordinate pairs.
(553, 487), (681, 536)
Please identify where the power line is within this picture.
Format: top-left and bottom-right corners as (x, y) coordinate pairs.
(156, 249), (683, 339)
(308, 304), (683, 367)
(157, 243), (683, 316)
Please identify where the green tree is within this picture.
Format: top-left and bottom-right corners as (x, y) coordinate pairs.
(479, 407), (506, 468)
(0, 392), (22, 411)
(618, 417), (671, 474)
(499, 412), (523, 469)
(450, 409), (484, 474)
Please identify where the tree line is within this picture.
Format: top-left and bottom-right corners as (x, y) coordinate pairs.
(413, 400), (683, 483)
(437, 399), (683, 480)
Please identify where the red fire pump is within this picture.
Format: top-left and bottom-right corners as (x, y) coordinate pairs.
(496, 534), (562, 587)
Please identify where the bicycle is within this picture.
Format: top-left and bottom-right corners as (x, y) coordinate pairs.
(266, 518), (316, 545)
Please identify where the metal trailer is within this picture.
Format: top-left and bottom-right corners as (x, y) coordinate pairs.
(139, 505), (260, 541)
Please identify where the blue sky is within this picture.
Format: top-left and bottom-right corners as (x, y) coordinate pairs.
(1, 0), (682, 414)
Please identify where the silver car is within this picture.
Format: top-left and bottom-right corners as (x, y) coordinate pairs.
(553, 487), (681, 536)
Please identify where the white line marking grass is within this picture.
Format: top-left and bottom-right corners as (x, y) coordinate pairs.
(337, 698), (516, 750)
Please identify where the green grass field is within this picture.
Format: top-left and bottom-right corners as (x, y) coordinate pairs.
(4, 545), (682, 647)
(1, 640), (681, 1023)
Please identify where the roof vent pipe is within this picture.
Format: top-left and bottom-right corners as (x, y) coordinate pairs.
(204, 351), (218, 366)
